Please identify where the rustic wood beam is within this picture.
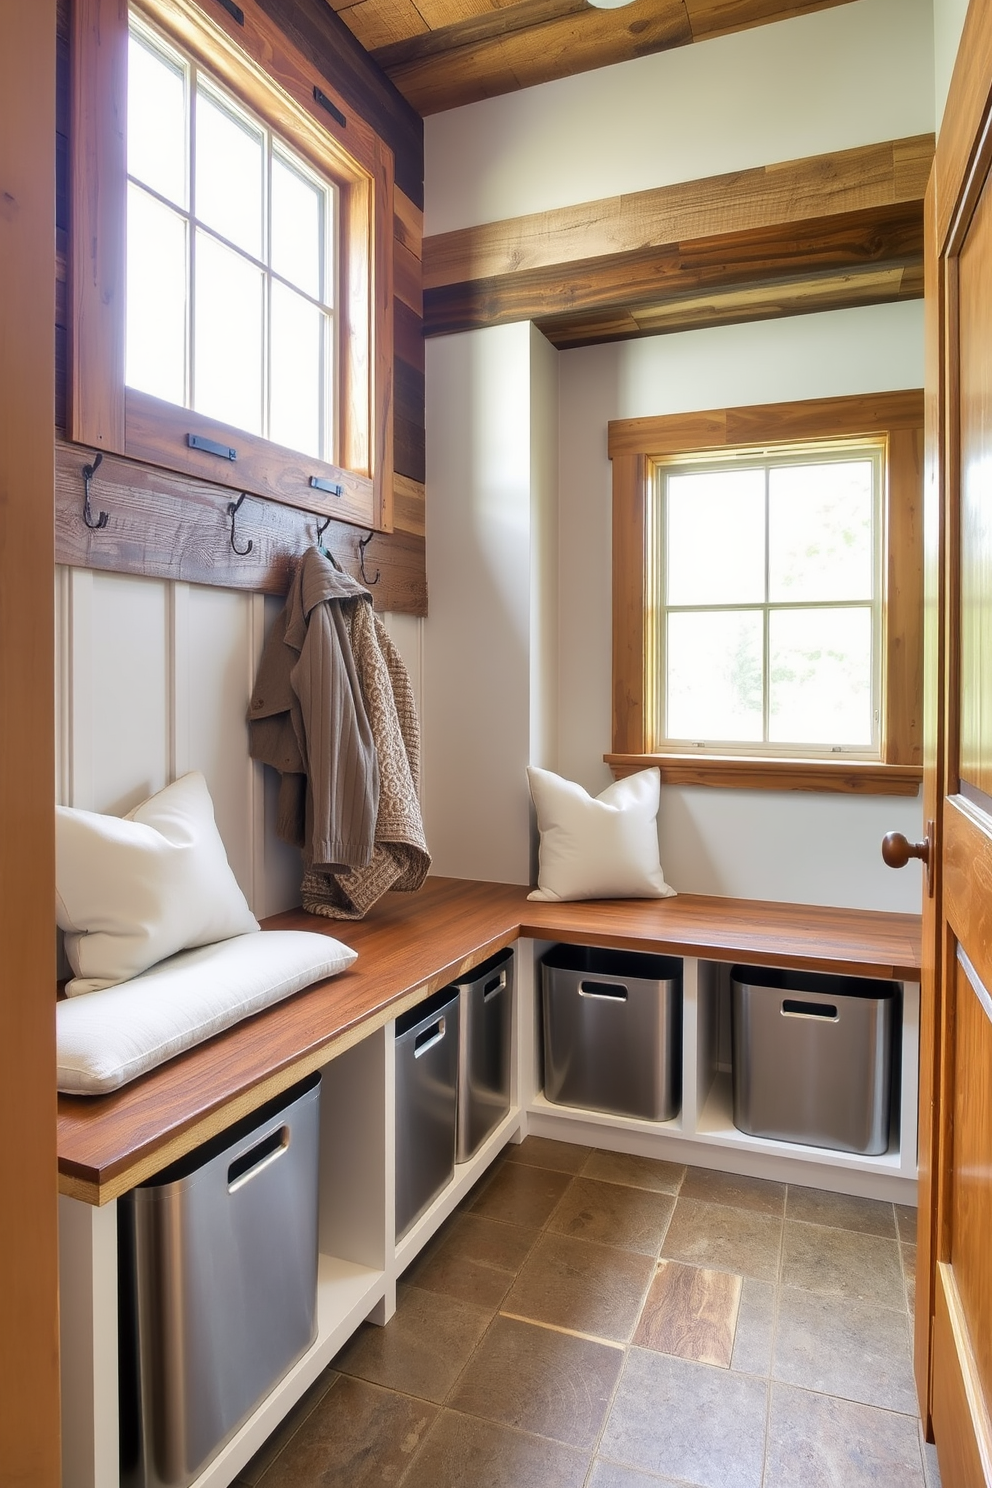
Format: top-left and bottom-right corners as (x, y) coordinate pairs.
(425, 200), (924, 337)
(540, 263), (925, 349)
(423, 136), (933, 288)
(366, 0), (856, 114)
(55, 439), (427, 615)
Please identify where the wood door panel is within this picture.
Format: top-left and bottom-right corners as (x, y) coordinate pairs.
(943, 797), (992, 1002)
(951, 955), (992, 1405)
(934, 1265), (992, 1488)
(958, 173), (992, 801)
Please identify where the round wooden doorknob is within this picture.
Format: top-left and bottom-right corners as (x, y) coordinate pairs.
(881, 831), (930, 869)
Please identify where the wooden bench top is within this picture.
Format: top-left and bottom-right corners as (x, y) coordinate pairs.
(57, 877), (922, 1204)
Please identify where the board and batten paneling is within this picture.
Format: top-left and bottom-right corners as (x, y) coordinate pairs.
(55, 568), (426, 921)
(55, 567), (299, 919)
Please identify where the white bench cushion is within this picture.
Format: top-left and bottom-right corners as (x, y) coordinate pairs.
(57, 930), (356, 1095)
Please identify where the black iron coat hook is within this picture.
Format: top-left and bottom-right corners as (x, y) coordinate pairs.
(227, 493), (253, 555)
(81, 452), (109, 530)
(358, 530), (380, 586)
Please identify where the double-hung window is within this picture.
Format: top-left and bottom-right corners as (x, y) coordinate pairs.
(71, 0), (393, 530)
(609, 393), (924, 794)
(656, 443), (883, 755)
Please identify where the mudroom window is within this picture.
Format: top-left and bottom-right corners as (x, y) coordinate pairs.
(70, 0), (393, 530)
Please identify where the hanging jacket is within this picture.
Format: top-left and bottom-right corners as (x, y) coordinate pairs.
(248, 547), (379, 870)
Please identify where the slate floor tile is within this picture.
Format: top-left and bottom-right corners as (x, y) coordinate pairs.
(730, 1278), (777, 1377)
(680, 1166), (786, 1216)
(504, 1135), (592, 1173)
(397, 1409), (590, 1488)
(253, 1375), (436, 1488)
(662, 1197), (782, 1282)
(581, 1150), (686, 1195)
(402, 1212), (538, 1309)
(332, 1285), (493, 1402)
(468, 1159), (573, 1227)
(447, 1314), (624, 1449)
(548, 1175), (676, 1255)
(773, 1285), (917, 1413)
(599, 1348), (768, 1488)
(786, 1185), (897, 1238)
(764, 1382), (926, 1487)
(781, 1221), (905, 1309)
(502, 1230), (655, 1342)
(588, 1463), (688, 1488)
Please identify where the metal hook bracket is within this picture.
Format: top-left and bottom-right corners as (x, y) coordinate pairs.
(227, 493), (253, 556)
(358, 530), (380, 586)
(81, 452), (109, 530)
(316, 515), (332, 545)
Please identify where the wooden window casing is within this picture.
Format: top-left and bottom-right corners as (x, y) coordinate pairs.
(71, 0), (394, 532)
(608, 391), (925, 795)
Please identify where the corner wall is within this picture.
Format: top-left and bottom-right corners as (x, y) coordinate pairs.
(422, 323), (558, 883)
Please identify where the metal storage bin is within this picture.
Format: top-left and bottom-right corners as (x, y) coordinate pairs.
(118, 1073), (321, 1488)
(731, 965), (898, 1154)
(395, 987), (460, 1239)
(541, 944), (682, 1121)
(452, 947), (513, 1163)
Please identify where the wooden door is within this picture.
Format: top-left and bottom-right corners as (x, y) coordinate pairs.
(918, 5), (992, 1482)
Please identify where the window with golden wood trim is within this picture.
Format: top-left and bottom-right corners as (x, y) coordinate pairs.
(71, 0), (394, 532)
(607, 391), (924, 795)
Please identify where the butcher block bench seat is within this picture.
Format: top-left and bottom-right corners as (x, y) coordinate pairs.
(57, 876), (922, 1205)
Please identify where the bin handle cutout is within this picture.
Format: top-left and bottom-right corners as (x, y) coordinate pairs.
(414, 1016), (445, 1056)
(781, 999), (838, 1020)
(227, 1125), (289, 1192)
(484, 972), (506, 999)
(578, 980), (628, 1001)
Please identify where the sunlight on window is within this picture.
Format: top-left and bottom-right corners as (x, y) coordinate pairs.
(659, 448), (881, 753)
(125, 13), (336, 461)
(128, 30), (187, 208)
(667, 469), (765, 606)
(194, 232), (263, 434)
(126, 184), (187, 404)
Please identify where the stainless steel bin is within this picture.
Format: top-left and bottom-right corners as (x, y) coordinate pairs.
(731, 965), (898, 1154)
(452, 948), (513, 1162)
(541, 945), (682, 1121)
(118, 1073), (320, 1488)
(395, 987), (460, 1239)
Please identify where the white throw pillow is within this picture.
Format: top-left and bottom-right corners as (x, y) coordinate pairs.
(57, 772), (260, 996)
(526, 766), (676, 902)
(56, 931), (357, 1094)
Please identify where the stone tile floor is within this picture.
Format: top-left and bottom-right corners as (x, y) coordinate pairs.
(236, 1137), (942, 1488)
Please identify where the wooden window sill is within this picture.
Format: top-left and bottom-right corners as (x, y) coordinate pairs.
(606, 753), (923, 795)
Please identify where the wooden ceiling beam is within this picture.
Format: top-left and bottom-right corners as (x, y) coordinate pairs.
(421, 137), (931, 347)
(423, 136), (934, 288)
(346, 0), (859, 114)
(539, 263), (925, 349)
(381, 0), (691, 113)
(424, 199), (924, 337)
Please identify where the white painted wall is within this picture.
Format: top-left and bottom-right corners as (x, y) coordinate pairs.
(563, 303), (925, 914)
(425, 0), (935, 233)
(55, 567), (425, 920)
(934, 0), (970, 126)
(423, 4), (932, 910)
(422, 323), (558, 883)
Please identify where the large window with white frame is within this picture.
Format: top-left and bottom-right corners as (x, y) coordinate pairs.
(654, 441), (884, 757)
(127, 14), (338, 464)
(70, 0), (393, 531)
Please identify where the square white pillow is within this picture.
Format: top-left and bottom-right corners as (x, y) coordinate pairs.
(526, 765), (676, 902)
(57, 772), (260, 996)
